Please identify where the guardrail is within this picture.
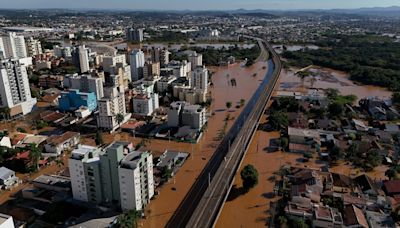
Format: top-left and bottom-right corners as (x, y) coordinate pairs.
(166, 37), (282, 228)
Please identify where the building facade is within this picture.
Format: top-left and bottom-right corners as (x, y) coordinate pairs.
(64, 74), (104, 99)
(129, 49), (145, 81)
(0, 59), (37, 116)
(69, 142), (154, 211)
(168, 101), (207, 130)
(119, 151), (154, 211)
(25, 37), (42, 57)
(0, 32), (27, 59)
(126, 28), (144, 42)
(191, 66), (208, 92)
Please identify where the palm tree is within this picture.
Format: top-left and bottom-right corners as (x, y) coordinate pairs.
(116, 113), (124, 126)
(29, 144), (41, 172)
(55, 158), (64, 168)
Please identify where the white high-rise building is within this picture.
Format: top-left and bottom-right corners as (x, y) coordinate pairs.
(129, 50), (145, 81)
(101, 54), (126, 73)
(69, 145), (103, 203)
(191, 66), (208, 92)
(0, 59), (37, 117)
(25, 37), (42, 57)
(69, 142), (155, 212)
(119, 151), (154, 211)
(188, 52), (203, 68)
(97, 76), (131, 132)
(78, 45), (90, 73)
(0, 32), (28, 59)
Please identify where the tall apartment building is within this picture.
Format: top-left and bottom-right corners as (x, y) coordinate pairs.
(0, 59), (37, 116)
(100, 54), (131, 89)
(69, 142), (154, 211)
(129, 49), (145, 81)
(143, 61), (160, 80)
(168, 60), (192, 78)
(126, 28), (144, 43)
(69, 145), (103, 203)
(0, 32), (28, 59)
(72, 45), (90, 73)
(167, 101), (207, 130)
(151, 47), (170, 67)
(63, 74), (104, 99)
(188, 52), (203, 68)
(101, 54), (126, 73)
(97, 76), (131, 132)
(99, 143), (125, 205)
(132, 92), (159, 116)
(191, 66), (209, 92)
(119, 150), (154, 211)
(25, 37), (42, 57)
(54, 46), (72, 58)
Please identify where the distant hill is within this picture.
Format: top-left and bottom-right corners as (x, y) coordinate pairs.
(330, 6), (400, 17)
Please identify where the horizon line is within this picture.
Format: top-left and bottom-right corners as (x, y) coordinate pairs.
(0, 5), (399, 12)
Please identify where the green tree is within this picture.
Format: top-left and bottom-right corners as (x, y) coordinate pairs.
(393, 92), (400, 105)
(269, 111), (289, 131)
(116, 210), (141, 228)
(55, 158), (64, 168)
(239, 99), (246, 107)
(29, 144), (41, 172)
(241, 164), (259, 191)
(329, 146), (343, 161)
(328, 102), (343, 117)
(278, 216), (288, 228)
(325, 88), (340, 101)
(160, 166), (173, 181)
(226, 101), (232, 111)
(303, 152), (313, 161)
(385, 168), (397, 180)
(290, 218), (308, 228)
(366, 149), (382, 168)
(116, 113), (125, 126)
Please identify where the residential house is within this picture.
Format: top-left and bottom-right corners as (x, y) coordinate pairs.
(383, 179), (400, 197)
(0, 167), (18, 189)
(313, 206), (343, 228)
(354, 174), (380, 199)
(44, 131), (80, 156)
(343, 204), (369, 228)
(288, 127), (321, 153)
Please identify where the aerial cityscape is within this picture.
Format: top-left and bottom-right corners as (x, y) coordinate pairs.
(0, 1), (400, 227)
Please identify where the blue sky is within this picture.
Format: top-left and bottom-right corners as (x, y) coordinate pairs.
(1, 0), (400, 10)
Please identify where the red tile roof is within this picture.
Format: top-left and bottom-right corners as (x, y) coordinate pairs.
(383, 179), (400, 195)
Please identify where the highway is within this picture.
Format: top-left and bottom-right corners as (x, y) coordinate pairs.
(166, 36), (282, 228)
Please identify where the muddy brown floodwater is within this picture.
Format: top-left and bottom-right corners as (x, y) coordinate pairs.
(216, 65), (391, 228)
(280, 66), (392, 102)
(93, 61), (268, 228)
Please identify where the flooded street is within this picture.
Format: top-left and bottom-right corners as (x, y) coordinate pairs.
(216, 64), (391, 227)
(280, 66), (392, 101)
(97, 61), (268, 228)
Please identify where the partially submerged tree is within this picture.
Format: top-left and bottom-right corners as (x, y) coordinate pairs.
(241, 164), (259, 192)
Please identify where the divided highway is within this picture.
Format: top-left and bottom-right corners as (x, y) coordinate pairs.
(166, 37), (282, 228)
